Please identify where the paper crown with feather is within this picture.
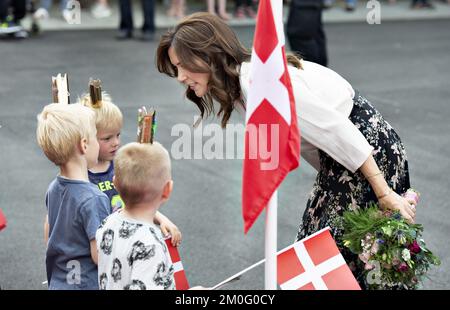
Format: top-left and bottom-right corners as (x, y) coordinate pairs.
(137, 107), (156, 144)
(51, 73), (70, 104)
(89, 78), (103, 108)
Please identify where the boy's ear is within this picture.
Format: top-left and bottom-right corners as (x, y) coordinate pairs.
(161, 180), (173, 201)
(79, 137), (88, 155)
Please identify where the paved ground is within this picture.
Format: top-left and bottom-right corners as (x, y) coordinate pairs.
(0, 17), (449, 289)
(20, 0), (450, 31)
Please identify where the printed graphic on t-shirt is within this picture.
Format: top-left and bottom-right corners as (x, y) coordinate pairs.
(111, 195), (124, 212)
(153, 262), (173, 289)
(149, 227), (166, 251)
(119, 221), (143, 239)
(97, 180), (115, 192)
(99, 273), (108, 290)
(124, 279), (146, 290)
(96, 181), (124, 212)
(96, 213), (175, 290)
(111, 258), (122, 282)
(127, 241), (155, 266)
(89, 165), (125, 212)
(100, 229), (114, 255)
(98, 217), (108, 230)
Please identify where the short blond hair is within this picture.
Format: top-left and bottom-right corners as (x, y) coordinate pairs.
(36, 103), (96, 165)
(114, 142), (172, 205)
(79, 92), (123, 132)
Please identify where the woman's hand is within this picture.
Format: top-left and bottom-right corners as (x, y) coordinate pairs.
(378, 190), (416, 224)
(359, 156), (417, 223)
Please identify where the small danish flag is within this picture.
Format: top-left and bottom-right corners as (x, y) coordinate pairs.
(165, 238), (189, 290)
(277, 227), (361, 290)
(0, 208), (7, 231)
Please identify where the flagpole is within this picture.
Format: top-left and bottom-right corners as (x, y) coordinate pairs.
(265, 190), (277, 290)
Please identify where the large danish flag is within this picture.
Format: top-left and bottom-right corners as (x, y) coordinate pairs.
(0, 208), (6, 231)
(277, 228), (361, 290)
(242, 0), (300, 233)
(165, 238), (189, 290)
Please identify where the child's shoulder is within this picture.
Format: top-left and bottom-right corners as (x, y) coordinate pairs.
(99, 213), (166, 246)
(97, 210), (121, 231)
(69, 178), (107, 198)
(51, 176), (109, 208)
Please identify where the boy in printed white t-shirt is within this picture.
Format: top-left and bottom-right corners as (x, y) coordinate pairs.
(96, 142), (176, 290)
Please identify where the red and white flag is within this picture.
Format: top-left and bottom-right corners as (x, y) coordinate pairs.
(277, 228), (361, 290)
(165, 238), (189, 290)
(0, 208), (6, 231)
(242, 0), (300, 233)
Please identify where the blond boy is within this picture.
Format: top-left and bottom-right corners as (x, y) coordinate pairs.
(37, 103), (111, 289)
(79, 93), (181, 246)
(96, 142), (175, 290)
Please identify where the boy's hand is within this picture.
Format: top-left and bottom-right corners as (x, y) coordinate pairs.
(160, 218), (182, 247)
(155, 211), (182, 246)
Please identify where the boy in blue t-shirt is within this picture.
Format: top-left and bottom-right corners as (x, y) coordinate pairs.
(37, 103), (111, 289)
(79, 90), (182, 247)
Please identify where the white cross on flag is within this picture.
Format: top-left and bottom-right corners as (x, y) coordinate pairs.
(277, 228), (361, 290)
(165, 238), (189, 290)
(242, 0), (300, 233)
(0, 208), (6, 231)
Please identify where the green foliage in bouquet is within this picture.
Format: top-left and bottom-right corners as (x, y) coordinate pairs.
(342, 203), (440, 290)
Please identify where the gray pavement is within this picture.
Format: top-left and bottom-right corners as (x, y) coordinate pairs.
(1, 16), (449, 289)
(20, 0), (450, 31)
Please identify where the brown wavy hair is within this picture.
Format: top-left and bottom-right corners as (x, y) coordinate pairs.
(156, 12), (302, 128)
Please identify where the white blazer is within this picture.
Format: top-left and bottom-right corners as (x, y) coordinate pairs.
(239, 60), (374, 173)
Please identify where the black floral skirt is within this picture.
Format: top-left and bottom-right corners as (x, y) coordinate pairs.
(296, 92), (411, 288)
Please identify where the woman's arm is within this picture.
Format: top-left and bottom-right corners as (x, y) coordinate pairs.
(359, 155), (416, 223)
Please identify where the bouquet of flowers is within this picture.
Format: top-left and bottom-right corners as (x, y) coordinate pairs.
(342, 190), (440, 290)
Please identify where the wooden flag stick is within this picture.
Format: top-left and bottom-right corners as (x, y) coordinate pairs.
(265, 191), (278, 290)
(211, 259), (265, 290)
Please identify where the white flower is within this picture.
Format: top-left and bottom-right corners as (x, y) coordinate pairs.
(391, 144), (400, 155)
(368, 116), (379, 128)
(402, 248), (411, 261)
(338, 171), (352, 183)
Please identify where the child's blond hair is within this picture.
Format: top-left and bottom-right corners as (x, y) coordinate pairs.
(79, 92), (123, 132)
(114, 142), (171, 205)
(36, 103), (96, 166)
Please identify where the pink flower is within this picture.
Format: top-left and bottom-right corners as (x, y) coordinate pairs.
(382, 210), (393, 217)
(359, 252), (371, 264)
(392, 258), (401, 266)
(399, 263), (409, 272)
(365, 263), (375, 270)
(403, 189), (420, 205)
(408, 240), (421, 254)
(370, 241), (379, 254)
